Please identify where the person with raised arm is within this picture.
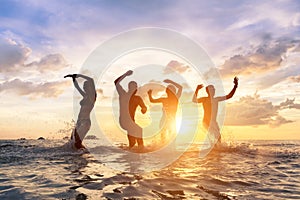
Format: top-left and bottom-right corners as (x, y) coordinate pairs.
(114, 70), (147, 149)
(147, 79), (182, 142)
(64, 74), (96, 149)
(193, 77), (238, 145)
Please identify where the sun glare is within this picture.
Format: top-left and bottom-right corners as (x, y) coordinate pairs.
(176, 115), (182, 133)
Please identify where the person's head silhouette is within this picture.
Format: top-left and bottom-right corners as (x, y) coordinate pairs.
(166, 85), (176, 96)
(128, 81), (138, 95)
(83, 81), (91, 92)
(83, 81), (97, 100)
(206, 85), (215, 97)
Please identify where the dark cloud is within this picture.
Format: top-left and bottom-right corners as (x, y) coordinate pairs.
(219, 38), (299, 77)
(278, 98), (300, 109)
(268, 116), (293, 128)
(257, 64), (300, 89)
(96, 88), (110, 100)
(0, 38), (31, 72)
(289, 75), (300, 83)
(0, 37), (70, 99)
(26, 53), (68, 72)
(97, 88), (103, 95)
(0, 37), (68, 73)
(0, 78), (70, 98)
(225, 94), (299, 127)
(164, 60), (190, 74)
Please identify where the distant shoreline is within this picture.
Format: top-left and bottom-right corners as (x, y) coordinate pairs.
(1, 138), (300, 141)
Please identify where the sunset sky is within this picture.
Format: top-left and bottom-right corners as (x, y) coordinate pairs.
(0, 0), (299, 140)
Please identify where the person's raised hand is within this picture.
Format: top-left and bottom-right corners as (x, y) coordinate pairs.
(234, 76), (239, 86)
(64, 74), (77, 79)
(126, 70), (133, 76)
(64, 74), (72, 78)
(163, 79), (172, 84)
(141, 107), (147, 114)
(197, 84), (204, 90)
(147, 89), (152, 95)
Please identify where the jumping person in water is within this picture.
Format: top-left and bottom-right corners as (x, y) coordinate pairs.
(64, 74), (96, 149)
(114, 70), (147, 149)
(147, 79), (182, 142)
(192, 77), (238, 145)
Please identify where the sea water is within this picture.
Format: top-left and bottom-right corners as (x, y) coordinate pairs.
(0, 139), (299, 199)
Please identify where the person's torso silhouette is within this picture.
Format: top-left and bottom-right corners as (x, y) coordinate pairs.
(129, 95), (145, 121)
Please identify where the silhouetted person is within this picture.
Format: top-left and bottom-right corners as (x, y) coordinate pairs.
(148, 79), (182, 142)
(64, 74), (96, 149)
(114, 70), (147, 149)
(193, 77), (238, 145)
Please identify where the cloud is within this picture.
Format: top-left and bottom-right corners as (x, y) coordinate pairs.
(149, 79), (161, 84)
(1, 1), (299, 60)
(0, 38), (31, 72)
(0, 36), (71, 99)
(97, 88), (103, 95)
(268, 116), (293, 128)
(292, 13), (300, 26)
(164, 60), (190, 74)
(257, 64), (300, 89)
(96, 88), (110, 100)
(0, 78), (70, 98)
(0, 37), (68, 74)
(225, 94), (299, 127)
(26, 53), (68, 72)
(278, 98), (300, 109)
(203, 68), (222, 80)
(219, 38), (298, 77)
(289, 75), (300, 83)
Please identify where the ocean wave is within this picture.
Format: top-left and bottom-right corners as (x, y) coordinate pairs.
(0, 139), (299, 199)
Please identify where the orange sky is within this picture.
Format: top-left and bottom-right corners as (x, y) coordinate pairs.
(0, 1), (300, 141)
